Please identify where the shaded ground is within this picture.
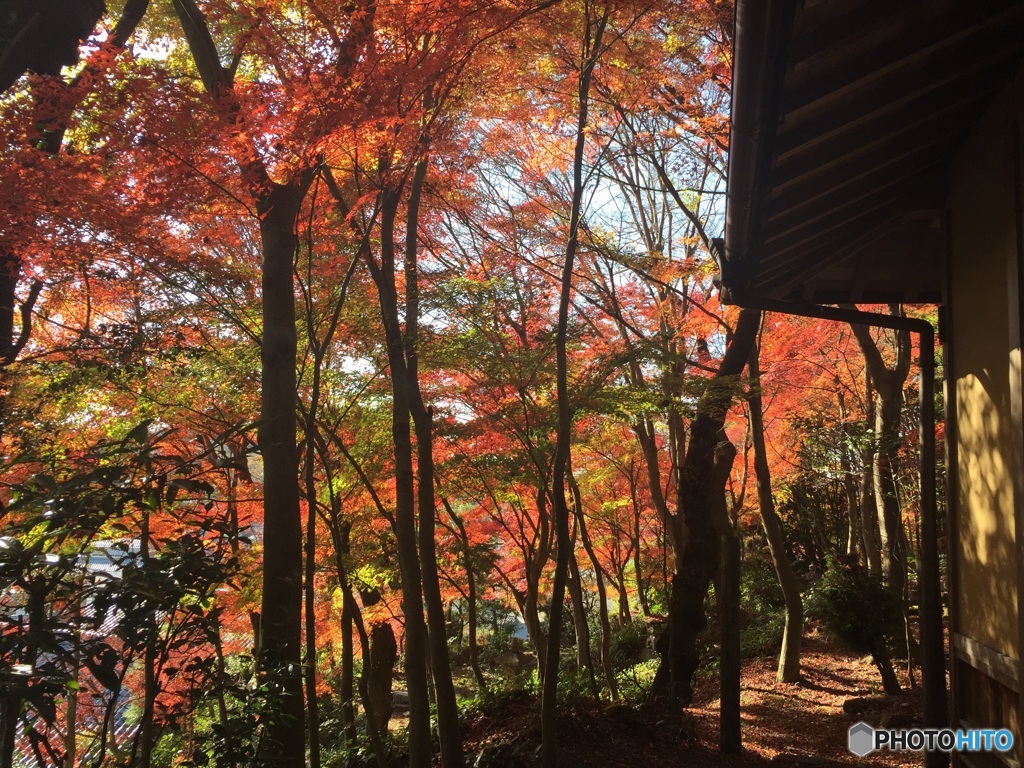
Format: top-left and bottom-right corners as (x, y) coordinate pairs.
(461, 635), (925, 767)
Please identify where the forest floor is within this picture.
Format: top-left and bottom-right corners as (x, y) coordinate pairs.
(459, 633), (925, 767)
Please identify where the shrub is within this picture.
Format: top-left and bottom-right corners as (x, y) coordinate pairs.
(806, 559), (904, 694)
(610, 620), (649, 670)
(806, 560), (901, 655)
(615, 658), (660, 701)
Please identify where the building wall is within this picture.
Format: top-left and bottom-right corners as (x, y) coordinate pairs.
(947, 62), (1024, 750)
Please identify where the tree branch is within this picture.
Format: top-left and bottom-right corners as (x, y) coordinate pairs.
(4, 279), (42, 366)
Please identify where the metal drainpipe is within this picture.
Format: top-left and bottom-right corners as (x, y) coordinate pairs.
(735, 296), (948, 768)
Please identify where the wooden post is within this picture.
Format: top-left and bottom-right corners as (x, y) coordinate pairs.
(719, 534), (742, 754)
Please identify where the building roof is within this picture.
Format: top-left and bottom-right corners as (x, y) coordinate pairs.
(721, 0), (1024, 305)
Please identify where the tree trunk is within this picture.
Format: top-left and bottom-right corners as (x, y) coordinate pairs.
(0, 255), (19, 367)
(842, 462), (861, 559)
(630, 482), (652, 618)
(132, 506), (157, 768)
(570, 470), (618, 700)
(633, 418), (681, 560)
(346, 588), (389, 768)
(410, 405), (465, 768)
(541, 11), (608, 766)
(330, 521), (388, 765)
(0, 690), (16, 768)
(368, 621), (398, 736)
(302, 362), (324, 768)
(340, 588), (357, 744)
(615, 571), (632, 625)
(748, 346), (803, 683)
(380, 306), (432, 765)
(63, 658), (77, 768)
(873, 642), (903, 696)
(859, 370), (883, 576)
(846, 310), (912, 655)
(860, 453), (881, 576)
(651, 307), (760, 704)
(354, 185), (434, 766)
(327, 514), (359, 745)
(256, 185), (307, 768)
(403, 155), (465, 768)
(846, 310), (911, 597)
(718, 535), (741, 754)
(439, 491), (488, 692)
(523, 583), (547, 674)
(873, 388), (907, 599)
(837, 390), (862, 560)
(568, 551), (600, 697)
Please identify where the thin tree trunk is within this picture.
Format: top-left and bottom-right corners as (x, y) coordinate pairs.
(874, 642), (903, 696)
(541, 11), (608, 766)
(63, 642), (78, 768)
(860, 370), (882, 576)
(568, 551), (600, 698)
(439, 492), (488, 693)
(569, 470), (618, 700)
(615, 571), (632, 625)
(842, 467), (861, 559)
(303, 361), (324, 768)
(860, 456), (881, 576)
(0, 691), (16, 768)
(212, 624), (234, 767)
(340, 581), (357, 744)
(837, 391), (862, 560)
(328, 519), (389, 762)
(523, 586), (547, 674)
(404, 155), (465, 768)
(411, 404), (464, 768)
(748, 345), (803, 683)
(367, 619), (398, 736)
(629, 479), (651, 618)
(846, 310), (912, 654)
(372, 189), (432, 768)
(346, 589), (389, 768)
(565, 479), (598, 688)
(133, 508), (157, 768)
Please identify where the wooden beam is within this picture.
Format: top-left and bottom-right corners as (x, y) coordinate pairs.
(766, 140), (952, 214)
(773, 80), (999, 169)
(762, 182), (941, 253)
(768, 124), (961, 200)
(757, 214), (903, 296)
(764, 159), (946, 236)
(780, 2), (1024, 115)
(787, 0), (932, 65)
(779, 32), (1024, 143)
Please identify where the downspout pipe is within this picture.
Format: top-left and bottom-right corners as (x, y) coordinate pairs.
(734, 296), (948, 768)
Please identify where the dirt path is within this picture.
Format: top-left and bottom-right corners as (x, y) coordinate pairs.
(464, 634), (927, 767)
(687, 635), (923, 768)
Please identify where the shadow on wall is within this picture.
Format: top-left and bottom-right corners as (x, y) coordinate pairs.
(956, 360), (1018, 659)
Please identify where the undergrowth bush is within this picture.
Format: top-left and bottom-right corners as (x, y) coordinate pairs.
(321, 733), (406, 768)
(615, 658), (660, 701)
(610, 620), (649, 669)
(806, 559), (901, 655)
